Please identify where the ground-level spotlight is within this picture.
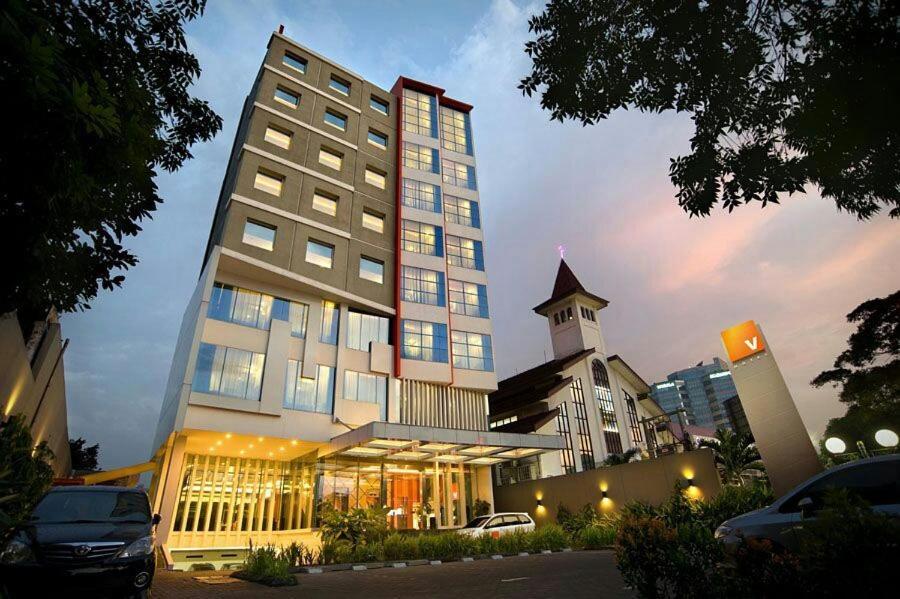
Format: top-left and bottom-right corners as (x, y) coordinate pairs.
(875, 429), (898, 448)
(825, 437), (847, 454)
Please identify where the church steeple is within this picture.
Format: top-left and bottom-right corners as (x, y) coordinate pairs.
(533, 259), (609, 359)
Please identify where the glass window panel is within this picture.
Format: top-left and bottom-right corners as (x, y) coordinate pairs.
(346, 311), (389, 351)
(362, 210), (384, 233)
(319, 147), (342, 170)
(451, 331), (493, 371)
(401, 220), (442, 256)
(264, 125), (292, 149)
(401, 266), (445, 306)
(320, 301), (339, 344)
(402, 88), (437, 137)
(274, 86), (300, 108)
(440, 107), (473, 155)
(401, 179), (441, 213)
(448, 280), (489, 317)
(593, 360), (623, 454)
(282, 52), (307, 74)
(365, 167), (386, 189)
(441, 158), (477, 190)
(312, 191), (338, 216)
(284, 361), (334, 414)
(367, 129), (388, 150)
(359, 257), (384, 284)
(329, 75), (350, 96)
(324, 109), (347, 131)
(254, 170), (284, 196)
(403, 142), (439, 173)
(444, 195), (480, 228)
(192, 343), (264, 401)
(242, 220), (276, 251)
(446, 235), (483, 270)
(401, 319), (448, 363)
(370, 95), (389, 115)
(305, 240), (334, 268)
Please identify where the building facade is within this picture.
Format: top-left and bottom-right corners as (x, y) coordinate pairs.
(149, 32), (560, 569)
(649, 358), (739, 431)
(488, 260), (670, 484)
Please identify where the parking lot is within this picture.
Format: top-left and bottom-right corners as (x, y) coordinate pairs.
(153, 550), (635, 599)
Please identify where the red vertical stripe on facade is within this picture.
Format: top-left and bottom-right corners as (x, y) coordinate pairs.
(391, 79), (405, 379)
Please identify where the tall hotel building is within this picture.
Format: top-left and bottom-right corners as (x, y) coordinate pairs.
(149, 32), (560, 567)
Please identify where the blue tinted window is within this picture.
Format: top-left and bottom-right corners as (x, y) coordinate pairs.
(370, 95), (389, 115)
(401, 266), (445, 307)
(367, 129), (388, 149)
(329, 75), (350, 96)
(400, 320), (448, 363)
(324, 109), (347, 131)
(282, 52), (307, 74)
(320, 301), (339, 344)
(274, 86), (299, 108)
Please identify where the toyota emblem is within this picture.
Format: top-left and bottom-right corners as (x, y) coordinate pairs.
(74, 545), (92, 557)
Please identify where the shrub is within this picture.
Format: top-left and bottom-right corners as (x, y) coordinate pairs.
(351, 542), (383, 563)
(556, 502), (598, 536)
(577, 525), (616, 549)
(382, 533), (419, 561)
(695, 482), (773, 531)
(238, 542), (295, 587)
(473, 499), (491, 517)
(529, 524), (569, 551)
(318, 505), (389, 548)
(0, 415), (54, 541)
(496, 530), (528, 554)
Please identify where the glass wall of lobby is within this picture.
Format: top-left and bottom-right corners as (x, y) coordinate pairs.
(166, 451), (488, 546)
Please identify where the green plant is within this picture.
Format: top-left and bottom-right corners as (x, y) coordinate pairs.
(382, 533), (420, 561)
(697, 428), (765, 486)
(528, 524), (569, 552)
(0, 415), (54, 540)
(318, 504), (389, 548)
(556, 502), (598, 536)
(238, 542), (295, 587)
(602, 448), (640, 466)
(577, 525), (617, 549)
(694, 482), (773, 531)
(473, 498), (491, 517)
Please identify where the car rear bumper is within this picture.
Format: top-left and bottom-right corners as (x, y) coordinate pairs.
(0, 554), (154, 596)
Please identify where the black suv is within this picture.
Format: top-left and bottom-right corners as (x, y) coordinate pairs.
(0, 485), (160, 598)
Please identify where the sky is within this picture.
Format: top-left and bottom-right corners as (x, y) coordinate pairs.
(60, 0), (900, 470)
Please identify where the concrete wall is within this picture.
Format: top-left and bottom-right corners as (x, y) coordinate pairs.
(1, 312), (71, 477)
(493, 448), (722, 525)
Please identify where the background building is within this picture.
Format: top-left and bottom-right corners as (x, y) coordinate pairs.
(1, 310), (71, 477)
(488, 260), (671, 484)
(149, 31), (560, 569)
(650, 358), (739, 431)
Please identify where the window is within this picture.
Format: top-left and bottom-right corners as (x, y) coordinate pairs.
(402, 220), (442, 256)
(343, 371), (387, 419)
(401, 179), (441, 213)
(566, 307), (573, 320)
(446, 235), (483, 270)
(440, 106), (473, 155)
(624, 390), (643, 444)
(323, 109), (347, 131)
(401, 266), (445, 306)
(444, 195), (480, 228)
(557, 308), (574, 324)
(592, 360), (623, 454)
(312, 190), (338, 216)
(365, 166), (386, 189)
(329, 75), (351, 96)
(451, 331), (493, 371)
(318, 147), (343, 171)
(282, 52), (307, 74)
(401, 319), (448, 362)
(284, 361), (334, 414)
(489, 415), (517, 429)
(367, 129), (388, 150)
(571, 379), (596, 470)
(441, 158), (477, 190)
(781, 462), (900, 513)
(346, 310), (390, 351)
(580, 306), (597, 322)
(192, 343), (265, 401)
(264, 124), (292, 149)
(254, 169), (284, 196)
(242, 220), (276, 251)
(402, 88), (438, 137)
(208, 282), (308, 337)
(274, 86), (300, 108)
(554, 313), (560, 325)
(370, 95), (389, 115)
(320, 301), (339, 344)
(359, 256), (384, 284)
(305, 239), (334, 268)
(362, 210), (384, 234)
(556, 401), (576, 475)
(403, 142), (439, 173)
(448, 280), (489, 317)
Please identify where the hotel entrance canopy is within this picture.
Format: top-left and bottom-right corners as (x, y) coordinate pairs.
(321, 421), (564, 466)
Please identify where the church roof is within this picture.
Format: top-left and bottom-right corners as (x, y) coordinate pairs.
(533, 259), (609, 315)
(489, 348), (593, 415)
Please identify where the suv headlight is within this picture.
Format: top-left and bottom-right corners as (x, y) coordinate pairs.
(117, 536), (154, 558)
(714, 525), (733, 540)
(0, 539), (34, 564)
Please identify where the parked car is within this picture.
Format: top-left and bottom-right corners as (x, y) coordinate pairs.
(457, 512), (536, 537)
(715, 455), (900, 552)
(0, 485), (160, 598)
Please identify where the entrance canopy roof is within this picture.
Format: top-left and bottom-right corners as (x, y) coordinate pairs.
(322, 421), (564, 466)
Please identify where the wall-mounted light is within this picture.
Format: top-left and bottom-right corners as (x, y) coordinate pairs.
(536, 498), (543, 507)
(600, 490), (608, 499)
(686, 477), (695, 487)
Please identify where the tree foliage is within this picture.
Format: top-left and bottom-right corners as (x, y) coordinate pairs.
(68, 437), (100, 472)
(0, 0), (222, 321)
(0, 415), (54, 539)
(812, 290), (899, 413)
(520, 0), (900, 219)
(697, 428), (764, 486)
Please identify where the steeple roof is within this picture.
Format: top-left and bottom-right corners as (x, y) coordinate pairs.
(533, 259), (609, 315)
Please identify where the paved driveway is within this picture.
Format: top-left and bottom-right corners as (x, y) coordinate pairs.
(153, 550), (634, 599)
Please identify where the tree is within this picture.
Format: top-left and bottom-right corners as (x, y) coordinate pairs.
(0, 415), (54, 539)
(520, 1), (900, 219)
(697, 428), (764, 486)
(602, 447), (640, 466)
(812, 290), (899, 413)
(0, 0), (222, 322)
(68, 437), (100, 472)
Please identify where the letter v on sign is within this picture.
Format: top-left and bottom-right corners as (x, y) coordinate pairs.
(721, 320), (766, 362)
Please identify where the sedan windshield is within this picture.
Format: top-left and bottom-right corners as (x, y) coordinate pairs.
(463, 516), (489, 529)
(29, 491), (150, 524)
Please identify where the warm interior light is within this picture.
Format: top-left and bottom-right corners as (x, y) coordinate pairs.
(225, 433), (232, 439)
(239, 450), (245, 455)
(291, 440), (298, 446)
(258, 437), (264, 442)
(279, 447), (285, 452)
(248, 444), (254, 449)
(216, 440), (222, 446)
(268, 451), (273, 457)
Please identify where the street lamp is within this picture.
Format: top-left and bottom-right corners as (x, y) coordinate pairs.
(875, 429), (898, 448)
(824, 437), (847, 455)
